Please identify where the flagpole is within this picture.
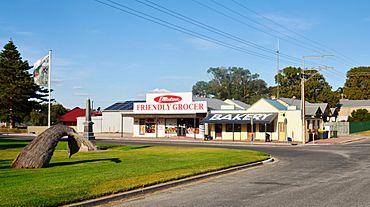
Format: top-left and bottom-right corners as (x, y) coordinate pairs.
(48, 50), (52, 128)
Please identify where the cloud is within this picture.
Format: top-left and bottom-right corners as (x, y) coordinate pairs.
(148, 88), (171, 93)
(185, 37), (220, 50)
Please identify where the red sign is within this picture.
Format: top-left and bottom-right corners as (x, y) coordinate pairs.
(154, 95), (182, 103)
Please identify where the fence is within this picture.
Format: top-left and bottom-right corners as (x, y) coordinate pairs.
(349, 121), (370, 134)
(324, 122), (349, 135)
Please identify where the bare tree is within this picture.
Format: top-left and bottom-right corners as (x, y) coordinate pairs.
(12, 124), (96, 168)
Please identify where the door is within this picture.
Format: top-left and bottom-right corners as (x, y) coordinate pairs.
(278, 122), (286, 141)
(215, 124), (222, 139)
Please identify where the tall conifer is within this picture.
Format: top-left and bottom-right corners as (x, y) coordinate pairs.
(0, 40), (47, 128)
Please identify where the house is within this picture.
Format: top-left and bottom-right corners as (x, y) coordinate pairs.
(337, 99), (370, 121)
(60, 107), (101, 126)
(59, 107), (85, 126)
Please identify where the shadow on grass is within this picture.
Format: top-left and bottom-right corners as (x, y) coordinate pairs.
(48, 158), (122, 167)
(0, 159), (13, 169)
(0, 139), (28, 150)
(98, 145), (151, 150)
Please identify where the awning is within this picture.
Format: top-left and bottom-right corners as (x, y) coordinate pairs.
(202, 113), (278, 124)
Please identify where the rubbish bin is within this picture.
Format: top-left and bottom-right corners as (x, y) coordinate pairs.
(318, 131), (324, 139)
(323, 131), (329, 139)
(332, 130), (338, 138)
(265, 133), (271, 142)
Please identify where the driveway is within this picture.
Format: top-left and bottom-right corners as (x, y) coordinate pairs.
(102, 138), (370, 207)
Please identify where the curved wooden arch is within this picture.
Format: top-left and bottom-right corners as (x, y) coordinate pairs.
(12, 124), (96, 168)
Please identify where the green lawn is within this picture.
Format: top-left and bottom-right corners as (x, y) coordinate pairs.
(0, 139), (269, 206)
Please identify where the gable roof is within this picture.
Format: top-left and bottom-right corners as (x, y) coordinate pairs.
(59, 107), (85, 122)
(279, 97), (309, 109)
(264, 99), (288, 110)
(59, 107), (101, 122)
(247, 98), (287, 112)
(306, 105), (322, 116)
(279, 97), (329, 114)
(224, 99), (251, 110)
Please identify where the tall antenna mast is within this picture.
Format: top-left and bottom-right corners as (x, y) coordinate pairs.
(276, 38), (280, 98)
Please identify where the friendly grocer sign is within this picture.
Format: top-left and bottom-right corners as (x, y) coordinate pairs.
(133, 92), (207, 114)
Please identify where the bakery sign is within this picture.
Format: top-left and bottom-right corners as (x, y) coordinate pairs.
(203, 113), (278, 124)
(133, 92), (207, 114)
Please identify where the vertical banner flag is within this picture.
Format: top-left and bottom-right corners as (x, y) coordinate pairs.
(33, 55), (49, 87)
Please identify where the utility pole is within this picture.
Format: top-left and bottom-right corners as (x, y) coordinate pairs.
(301, 58), (306, 144)
(301, 55), (334, 144)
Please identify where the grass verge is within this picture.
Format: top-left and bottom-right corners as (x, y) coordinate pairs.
(0, 139), (269, 206)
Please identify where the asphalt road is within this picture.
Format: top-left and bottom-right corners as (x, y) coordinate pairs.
(101, 138), (370, 207)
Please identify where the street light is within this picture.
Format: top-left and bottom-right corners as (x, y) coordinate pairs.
(301, 55), (333, 144)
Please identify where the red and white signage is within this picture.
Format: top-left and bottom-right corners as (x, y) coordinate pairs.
(154, 95), (182, 103)
(134, 92), (207, 114)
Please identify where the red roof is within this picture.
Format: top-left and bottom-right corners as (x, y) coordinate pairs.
(59, 107), (85, 122)
(59, 107), (103, 122)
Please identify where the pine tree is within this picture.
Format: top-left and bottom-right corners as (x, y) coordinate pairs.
(0, 40), (48, 128)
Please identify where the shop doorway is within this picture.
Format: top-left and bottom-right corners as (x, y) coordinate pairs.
(215, 124), (222, 139)
(177, 118), (199, 137)
(278, 122), (286, 141)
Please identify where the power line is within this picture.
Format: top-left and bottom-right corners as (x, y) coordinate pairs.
(95, 0), (300, 65)
(231, 0), (360, 67)
(135, 0), (302, 63)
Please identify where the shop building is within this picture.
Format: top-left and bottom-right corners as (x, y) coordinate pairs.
(204, 98), (302, 142)
(123, 92), (209, 138)
(204, 97), (330, 143)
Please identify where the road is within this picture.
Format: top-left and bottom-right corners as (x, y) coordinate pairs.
(101, 138), (370, 207)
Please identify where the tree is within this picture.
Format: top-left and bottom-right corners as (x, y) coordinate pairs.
(192, 81), (209, 97)
(348, 109), (370, 122)
(274, 66), (339, 107)
(192, 67), (269, 104)
(0, 41), (48, 128)
(30, 103), (67, 126)
(343, 67), (370, 100)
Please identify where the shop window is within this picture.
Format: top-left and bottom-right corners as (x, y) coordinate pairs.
(145, 119), (156, 133)
(165, 118), (177, 134)
(177, 118), (200, 134)
(139, 119), (145, 135)
(247, 124), (256, 132)
(226, 124), (241, 132)
(259, 123), (275, 132)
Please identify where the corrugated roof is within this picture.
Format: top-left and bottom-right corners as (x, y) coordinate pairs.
(339, 99), (370, 108)
(306, 106), (322, 116)
(279, 97), (329, 114)
(227, 99), (251, 110)
(264, 99), (288, 110)
(279, 97), (310, 109)
(193, 96), (225, 110)
(59, 107), (85, 122)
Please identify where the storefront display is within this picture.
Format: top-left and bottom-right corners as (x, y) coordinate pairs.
(125, 92), (208, 138)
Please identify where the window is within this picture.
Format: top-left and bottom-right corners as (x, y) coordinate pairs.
(259, 123), (275, 132)
(226, 124), (241, 132)
(247, 124), (256, 132)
